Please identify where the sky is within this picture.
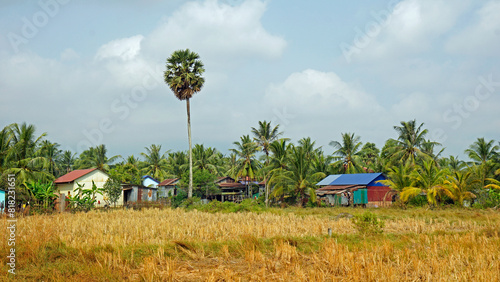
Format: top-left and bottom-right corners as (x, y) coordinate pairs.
(1, 0), (499, 160)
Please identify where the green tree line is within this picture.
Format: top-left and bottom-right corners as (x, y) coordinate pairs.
(1, 119), (499, 209)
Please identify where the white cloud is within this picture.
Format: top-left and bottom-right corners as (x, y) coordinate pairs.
(263, 69), (390, 146)
(445, 0), (500, 57)
(60, 48), (80, 61)
(265, 69), (382, 112)
(345, 0), (470, 62)
(95, 35), (144, 61)
(142, 0), (286, 65)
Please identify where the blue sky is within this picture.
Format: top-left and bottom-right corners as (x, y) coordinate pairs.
(1, 0), (499, 160)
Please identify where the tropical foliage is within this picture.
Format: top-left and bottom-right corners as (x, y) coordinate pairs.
(1, 119), (499, 210)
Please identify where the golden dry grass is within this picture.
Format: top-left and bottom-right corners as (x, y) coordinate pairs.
(1, 207), (500, 281)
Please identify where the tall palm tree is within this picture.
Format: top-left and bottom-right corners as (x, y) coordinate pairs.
(141, 144), (170, 180)
(330, 133), (364, 174)
(389, 120), (435, 165)
(251, 121), (282, 165)
(164, 49), (205, 198)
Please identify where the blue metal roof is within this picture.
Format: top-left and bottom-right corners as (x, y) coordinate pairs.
(317, 173), (384, 186)
(316, 174), (341, 186)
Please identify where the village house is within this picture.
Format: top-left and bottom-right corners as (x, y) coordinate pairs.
(157, 178), (180, 198)
(142, 175), (159, 188)
(54, 168), (123, 206)
(316, 173), (395, 207)
(122, 184), (157, 205)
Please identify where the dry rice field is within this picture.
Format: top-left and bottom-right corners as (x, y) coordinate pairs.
(1, 207), (500, 281)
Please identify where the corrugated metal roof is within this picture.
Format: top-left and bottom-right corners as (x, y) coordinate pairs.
(334, 173), (383, 185)
(316, 174), (341, 186)
(54, 168), (97, 184)
(158, 178), (179, 186)
(316, 173), (384, 186)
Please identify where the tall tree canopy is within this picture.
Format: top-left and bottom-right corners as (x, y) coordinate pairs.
(164, 49), (205, 198)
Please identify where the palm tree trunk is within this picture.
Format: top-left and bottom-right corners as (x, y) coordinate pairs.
(187, 98), (193, 198)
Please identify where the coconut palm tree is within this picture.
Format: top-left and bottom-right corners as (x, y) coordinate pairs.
(440, 171), (477, 206)
(60, 150), (77, 174)
(485, 169), (500, 190)
(465, 138), (499, 188)
(164, 49), (205, 198)
(141, 144), (170, 180)
(268, 144), (325, 206)
(311, 150), (333, 175)
(251, 121), (283, 165)
(168, 151), (188, 179)
(0, 126), (12, 173)
(9, 122), (46, 166)
(330, 133), (364, 174)
(39, 140), (62, 177)
(389, 120), (435, 165)
(400, 160), (448, 206)
(421, 139), (445, 165)
(261, 139), (291, 206)
(359, 142), (380, 168)
(77, 145), (121, 171)
(230, 135), (261, 181)
(440, 156), (466, 173)
(298, 137), (319, 161)
(377, 163), (414, 193)
(192, 144), (221, 175)
(7, 122), (52, 185)
(377, 163), (414, 203)
(465, 138), (499, 165)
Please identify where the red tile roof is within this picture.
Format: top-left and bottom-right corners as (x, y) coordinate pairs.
(54, 168), (97, 184)
(158, 178), (180, 186)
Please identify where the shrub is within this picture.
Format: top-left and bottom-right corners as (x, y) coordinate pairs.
(171, 190), (188, 208)
(352, 211), (385, 235)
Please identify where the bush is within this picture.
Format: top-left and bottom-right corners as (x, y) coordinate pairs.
(352, 212), (385, 235)
(179, 196), (202, 209)
(473, 189), (500, 209)
(171, 190), (188, 208)
(407, 194), (427, 207)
